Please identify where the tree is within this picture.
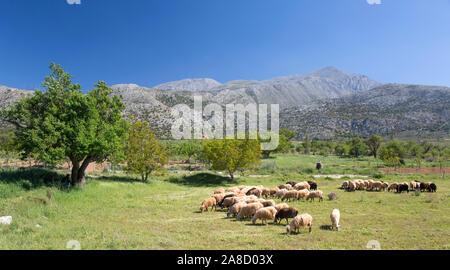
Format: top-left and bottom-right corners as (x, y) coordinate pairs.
(334, 143), (349, 157)
(1, 63), (129, 186)
(378, 139), (406, 169)
(125, 120), (168, 182)
(302, 134), (311, 154)
(176, 140), (203, 163)
(365, 134), (382, 158)
(348, 137), (368, 158)
(202, 137), (261, 180)
(259, 129), (294, 158)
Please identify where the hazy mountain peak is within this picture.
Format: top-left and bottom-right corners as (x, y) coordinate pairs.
(154, 78), (221, 92)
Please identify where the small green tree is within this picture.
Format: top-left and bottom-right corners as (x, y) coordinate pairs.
(202, 137), (261, 180)
(1, 63), (129, 186)
(348, 137), (368, 158)
(334, 143), (350, 157)
(125, 120), (168, 182)
(176, 140), (203, 163)
(365, 134), (382, 158)
(378, 139), (406, 169)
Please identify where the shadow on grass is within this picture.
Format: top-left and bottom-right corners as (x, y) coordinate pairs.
(90, 174), (143, 183)
(0, 167), (63, 190)
(167, 172), (237, 187)
(320, 225), (332, 231)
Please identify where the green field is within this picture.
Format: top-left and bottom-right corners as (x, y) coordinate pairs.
(0, 154), (449, 250)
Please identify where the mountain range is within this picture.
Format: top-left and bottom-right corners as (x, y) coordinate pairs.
(1, 67), (449, 140)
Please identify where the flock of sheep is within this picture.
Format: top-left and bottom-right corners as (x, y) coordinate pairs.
(199, 180), (341, 234)
(340, 179), (437, 193)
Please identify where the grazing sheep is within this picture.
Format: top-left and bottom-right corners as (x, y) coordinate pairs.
(420, 182), (428, 192)
(274, 203), (289, 212)
(200, 197), (217, 212)
(275, 189), (288, 199)
(428, 183), (437, 192)
(330, 209), (340, 231)
(328, 193), (337, 201)
(347, 181), (356, 192)
(341, 181), (349, 190)
(261, 200), (276, 207)
(251, 207), (277, 225)
(274, 207), (298, 224)
(410, 181), (420, 191)
(211, 193), (224, 205)
(293, 182), (310, 191)
(218, 193), (237, 207)
(371, 181), (382, 192)
(286, 214), (313, 234)
(227, 202), (247, 218)
(306, 190), (323, 202)
(397, 183), (409, 193)
(297, 189), (310, 201)
(269, 187), (279, 197)
(261, 188), (271, 198)
(246, 187), (263, 198)
(214, 188), (225, 194)
(286, 181), (297, 187)
(282, 190), (299, 202)
(388, 183), (398, 192)
(237, 202), (264, 220)
(222, 196), (243, 208)
(307, 181), (317, 190)
(278, 184), (292, 190)
(226, 187), (240, 193)
(380, 182), (389, 191)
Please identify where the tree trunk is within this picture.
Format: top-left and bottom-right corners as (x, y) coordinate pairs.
(71, 156), (92, 187)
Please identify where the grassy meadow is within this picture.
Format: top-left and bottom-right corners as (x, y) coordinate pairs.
(0, 154), (449, 250)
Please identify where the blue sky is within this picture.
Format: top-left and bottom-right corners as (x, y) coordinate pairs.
(1, 0), (449, 90)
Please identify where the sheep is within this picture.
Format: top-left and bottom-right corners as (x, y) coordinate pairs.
(275, 188), (288, 199)
(236, 202), (264, 220)
(269, 187), (279, 197)
(307, 181), (317, 190)
(397, 183), (409, 193)
(222, 196), (243, 208)
(330, 209), (340, 231)
(261, 188), (271, 198)
(200, 197), (217, 212)
(211, 193), (224, 205)
(306, 190), (323, 202)
(410, 181), (420, 191)
(252, 206), (277, 225)
(227, 202), (247, 218)
(388, 183), (398, 192)
(218, 192), (237, 207)
(286, 181), (297, 187)
(347, 181), (356, 192)
(282, 190), (299, 202)
(274, 207), (298, 224)
(286, 214), (313, 234)
(260, 200), (276, 207)
(293, 182), (310, 191)
(246, 187), (263, 198)
(226, 187), (240, 193)
(296, 189), (310, 201)
(371, 181), (382, 192)
(428, 183), (437, 192)
(274, 203), (289, 212)
(341, 181), (349, 190)
(420, 182), (428, 192)
(380, 182), (389, 191)
(278, 184), (292, 190)
(214, 188), (225, 194)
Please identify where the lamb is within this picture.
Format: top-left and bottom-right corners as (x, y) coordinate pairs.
(274, 207), (298, 224)
(278, 184), (292, 190)
(286, 214), (313, 234)
(200, 197), (217, 212)
(274, 203), (289, 212)
(251, 206), (277, 225)
(227, 202), (247, 218)
(307, 181), (317, 190)
(281, 190), (299, 202)
(275, 188), (288, 199)
(388, 183), (398, 192)
(236, 202), (264, 220)
(330, 209), (340, 231)
(286, 181), (297, 187)
(296, 189), (310, 201)
(293, 182), (310, 191)
(306, 190), (323, 202)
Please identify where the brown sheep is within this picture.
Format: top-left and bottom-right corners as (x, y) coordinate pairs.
(214, 188), (225, 194)
(227, 202), (247, 218)
(278, 184), (292, 190)
(200, 197), (217, 212)
(286, 214), (313, 234)
(286, 181), (297, 187)
(307, 181), (317, 190)
(260, 200), (276, 207)
(296, 189), (310, 201)
(275, 189), (288, 199)
(246, 187), (263, 198)
(252, 207), (277, 225)
(294, 182), (310, 191)
(274, 207), (298, 224)
(211, 193), (224, 205)
(261, 188), (271, 198)
(236, 202), (264, 220)
(388, 183), (398, 192)
(282, 190), (299, 202)
(269, 187), (279, 197)
(306, 190), (323, 202)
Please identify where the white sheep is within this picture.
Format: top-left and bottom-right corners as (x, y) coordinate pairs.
(227, 202), (247, 218)
(236, 202), (264, 220)
(330, 209), (340, 231)
(286, 214), (313, 234)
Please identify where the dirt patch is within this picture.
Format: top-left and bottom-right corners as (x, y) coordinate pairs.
(379, 167), (448, 175)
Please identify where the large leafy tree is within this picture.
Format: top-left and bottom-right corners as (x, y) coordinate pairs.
(1, 63), (129, 186)
(202, 137), (261, 180)
(378, 139), (406, 168)
(348, 137), (368, 158)
(125, 120), (168, 182)
(365, 134), (383, 158)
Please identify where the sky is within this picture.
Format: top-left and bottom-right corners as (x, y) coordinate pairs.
(1, 0), (450, 91)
